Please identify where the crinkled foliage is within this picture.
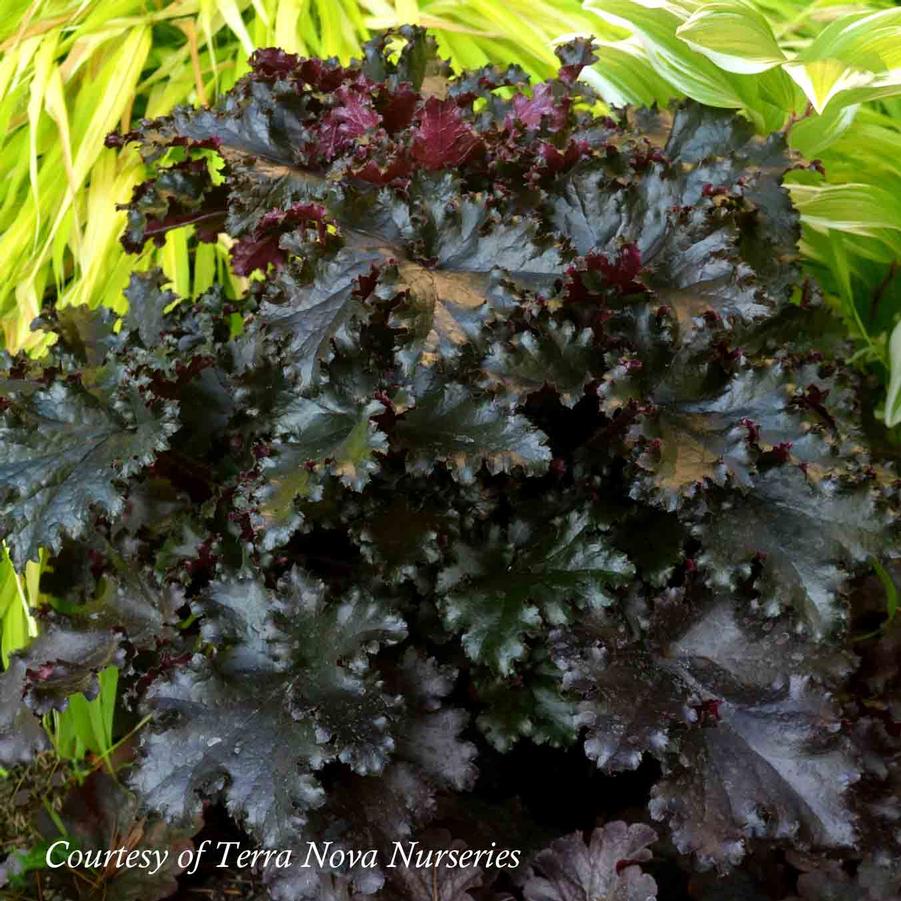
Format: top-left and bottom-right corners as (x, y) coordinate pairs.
(0, 26), (899, 899)
(522, 821), (658, 901)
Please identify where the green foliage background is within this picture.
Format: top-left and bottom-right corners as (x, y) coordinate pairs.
(0, 0), (899, 757)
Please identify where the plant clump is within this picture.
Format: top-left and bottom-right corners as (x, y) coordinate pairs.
(0, 27), (899, 900)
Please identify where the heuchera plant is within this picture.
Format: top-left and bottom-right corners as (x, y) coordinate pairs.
(1, 26), (900, 900)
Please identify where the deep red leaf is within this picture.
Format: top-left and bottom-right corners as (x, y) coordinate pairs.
(411, 97), (481, 170)
(508, 83), (569, 132)
(317, 87), (382, 160)
(231, 203), (329, 276)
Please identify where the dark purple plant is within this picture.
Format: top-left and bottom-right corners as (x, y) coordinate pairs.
(1, 26), (899, 901)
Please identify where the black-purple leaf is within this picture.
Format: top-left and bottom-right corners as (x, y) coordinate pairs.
(696, 467), (894, 635)
(0, 626), (123, 764)
(0, 377), (179, 566)
(523, 821), (658, 901)
(396, 376), (552, 485)
(438, 511), (632, 674)
(132, 569), (405, 845)
(258, 248), (381, 384)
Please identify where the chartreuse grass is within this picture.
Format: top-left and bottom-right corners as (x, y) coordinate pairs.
(0, 546), (40, 670)
(43, 666), (118, 763)
(0, 548), (118, 764)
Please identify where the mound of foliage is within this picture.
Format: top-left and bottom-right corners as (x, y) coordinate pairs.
(1, 28), (899, 900)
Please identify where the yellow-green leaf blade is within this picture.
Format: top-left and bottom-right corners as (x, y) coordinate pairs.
(677, 0), (786, 75)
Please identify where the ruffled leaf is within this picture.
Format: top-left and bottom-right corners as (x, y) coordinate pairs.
(396, 378), (552, 484)
(523, 821), (658, 901)
(133, 569), (406, 845)
(258, 248), (381, 384)
(438, 512), (632, 673)
(0, 378), (178, 566)
(696, 467), (894, 634)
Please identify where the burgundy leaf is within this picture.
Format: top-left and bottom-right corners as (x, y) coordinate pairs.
(250, 47), (302, 80)
(299, 57), (351, 91)
(376, 83), (420, 132)
(317, 87), (382, 160)
(508, 83), (569, 132)
(564, 244), (644, 305)
(231, 202), (329, 276)
(351, 156), (413, 185)
(411, 97), (481, 170)
(536, 139), (589, 175)
(588, 244), (644, 294)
